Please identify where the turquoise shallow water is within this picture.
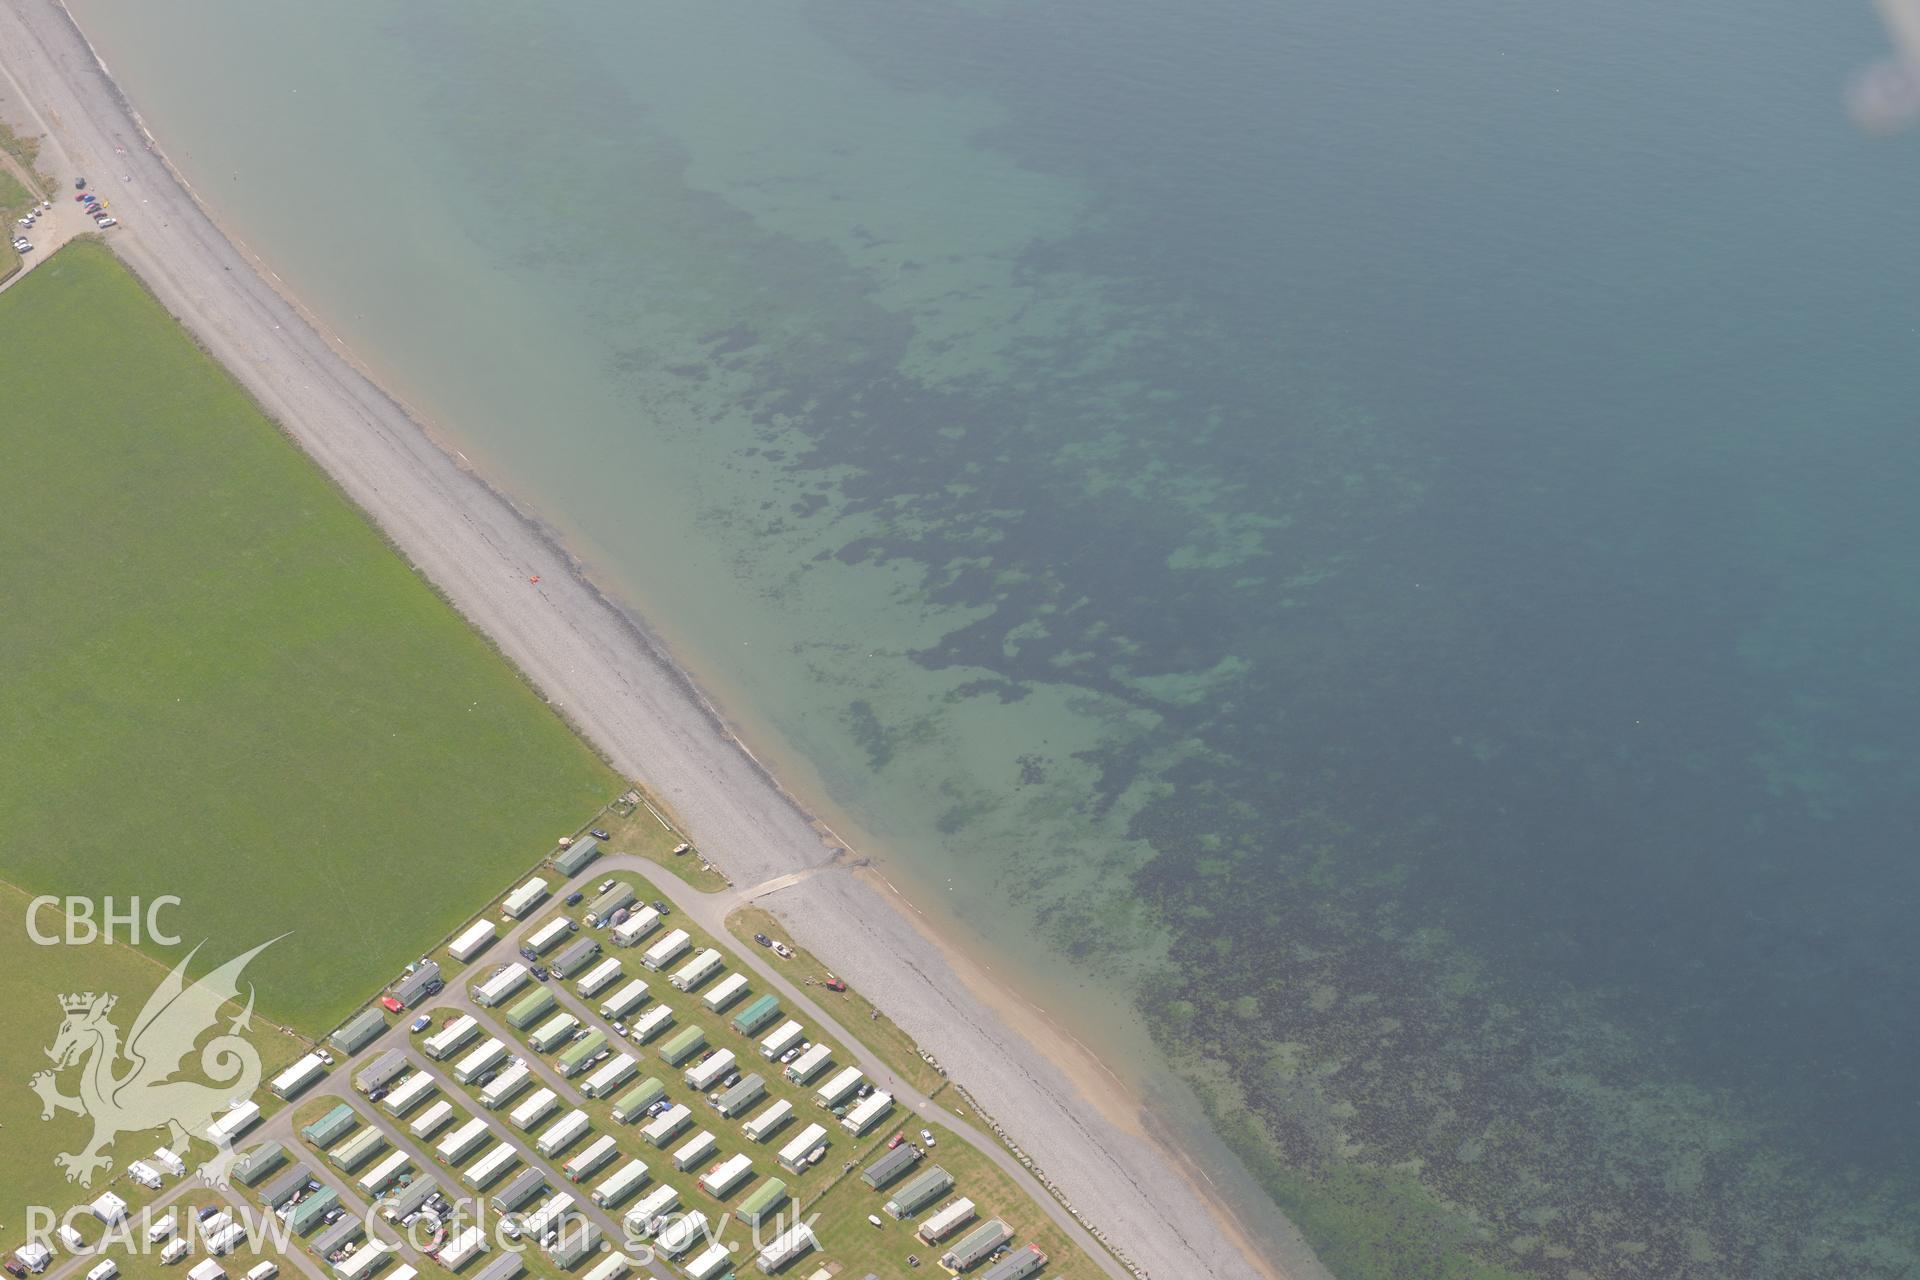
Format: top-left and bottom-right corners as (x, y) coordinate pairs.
(65, 0), (1920, 1274)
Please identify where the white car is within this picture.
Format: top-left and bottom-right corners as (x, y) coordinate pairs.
(919, 1128), (936, 1147)
(13, 240), (32, 254)
(95, 216), (117, 228)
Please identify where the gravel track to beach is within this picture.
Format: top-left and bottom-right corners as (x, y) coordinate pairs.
(0, 3), (1317, 1275)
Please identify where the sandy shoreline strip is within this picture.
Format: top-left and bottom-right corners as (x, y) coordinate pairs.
(0, 2), (1319, 1276)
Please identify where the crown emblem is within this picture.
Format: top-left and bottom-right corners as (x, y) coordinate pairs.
(60, 992), (115, 1016)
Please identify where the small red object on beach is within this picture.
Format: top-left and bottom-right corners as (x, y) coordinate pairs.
(529, 575), (540, 583)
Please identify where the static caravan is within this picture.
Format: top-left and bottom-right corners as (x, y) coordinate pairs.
(642, 1103), (692, 1147)
(436, 1116), (491, 1165)
(584, 883), (636, 927)
(357, 1149), (410, 1197)
(546, 1222), (600, 1270)
(436, 1225), (487, 1271)
(742, 1097), (794, 1142)
(383, 1268), (417, 1280)
(448, 919), (496, 962)
(521, 1193), (575, 1242)
(576, 956), (623, 998)
(563, 1134), (619, 1183)
(244, 1263), (278, 1280)
(536, 1109), (591, 1158)
(981, 1247), (1048, 1280)
(610, 909), (660, 948)
(814, 1066), (864, 1109)
(510, 1088), (559, 1131)
(557, 1028), (610, 1077)
(622, 1184), (679, 1237)
(471, 964), (530, 1008)
(611, 1076), (667, 1123)
(504, 989), (556, 1031)
(384, 1175), (441, 1220)
(577, 1252), (629, 1280)
(698, 1152), (754, 1198)
(209, 1222), (247, 1254)
(391, 961), (442, 1009)
(409, 1099), (454, 1139)
(468, 1256), (519, 1280)
(288, 1185), (339, 1234)
(232, 1141), (285, 1186)
(85, 1261), (117, 1280)
(549, 937), (600, 979)
(753, 1224), (817, 1275)
(382, 1070), (437, 1116)
(701, 972), (750, 1013)
(776, 1122), (828, 1174)
(523, 917), (573, 957)
(941, 1220), (1014, 1273)
(187, 1260), (224, 1280)
(271, 1052), (327, 1100)
(332, 1008), (386, 1055)
(307, 1218), (362, 1260)
(714, 1073), (766, 1118)
(658, 1024), (707, 1068)
(669, 948), (723, 992)
(463, 1142), (519, 1191)
(682, 1245), (731, 1280)
(209, 1100), (260, 1145)
(329, 1126), (386, 1173)
(582, 1052), (638, 1099)
(885, 1166), (955, 1219)
(529, 1012), (579, 1052)
(333, 1243), (392, 1280)
(501, 877), (549, 920)
(354, 1048), (409, 1095)
(599, 978), (649, 1020)
(480, 1060), (532, 1109)
(731, 993), (781, 1037)
(630, 1004), (675, 1043)
(640, 928), (690, 971)
(842, 1090), (894, 1135)
(861, 1141), (921, 1189)
(551, 836), (599, 876)
(916, 1196), (977, 1243)
(671, 1129), (717, 1173)
(654, 1210), (708, 1261)
(453, 1037), (510, 1085)
(759, 1019), (804, 1059)
(424, 1014), (479, 1060)
(784, 1043), (832, 1084)
(490, 1168), (546, 1215)
(735, 1177), (788, 1228)
(590, 1158), (649, 1208)
(685, 1048), (736, 1092)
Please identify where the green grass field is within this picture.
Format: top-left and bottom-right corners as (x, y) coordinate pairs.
(0, 242), (618, 1034)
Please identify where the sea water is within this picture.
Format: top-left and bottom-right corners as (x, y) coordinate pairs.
(65, 0), (1920, 1274)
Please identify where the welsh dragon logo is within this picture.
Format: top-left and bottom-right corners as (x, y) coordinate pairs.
(30, 938), (279, 1187)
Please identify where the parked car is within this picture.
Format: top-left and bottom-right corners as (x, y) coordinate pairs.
(672, 842), (690, 856)
(589, 829), (610, 841)
(95, 217), (117, 228)
(519, 946), (538, 961)
(919, 1128), (936, 1147)
(531, 966), (549, 981)
(753, 933), (772, 948)
(564, 891), (584, 907)
(887, 1132), (905, 1149)
(368, 1087), (388, 1102)
(411, 1015), (432, 1034)
(598, 879), (616, 894)
(822, 976), (847, 992)
(653, 901), (671, 916)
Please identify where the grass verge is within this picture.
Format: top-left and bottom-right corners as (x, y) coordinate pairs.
(726, 904), (947, 1098)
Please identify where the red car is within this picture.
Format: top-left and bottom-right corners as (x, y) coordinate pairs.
(823, 977), (847, 992)
(886, 1131), (906, 1150)
(380, 995), (403, 1013)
